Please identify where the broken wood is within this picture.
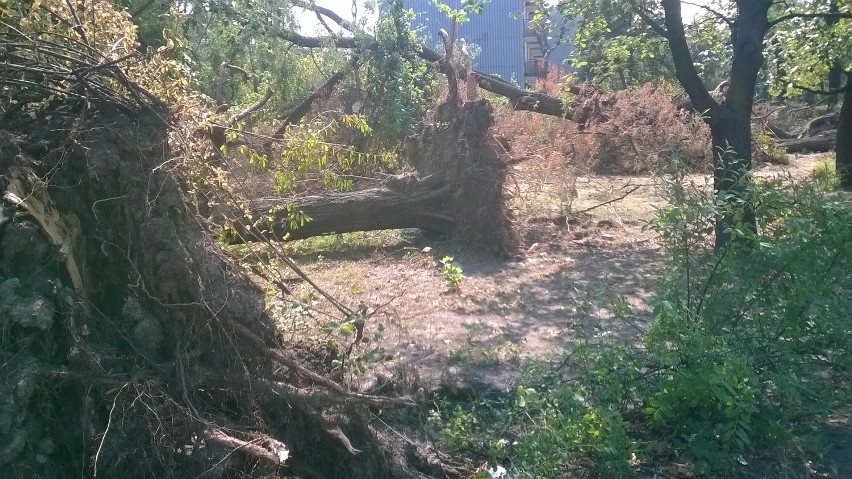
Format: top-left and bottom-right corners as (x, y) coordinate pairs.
(276, 1), (580, 119)
(203, 428), (290, 466)
(777, 130), (837, 153)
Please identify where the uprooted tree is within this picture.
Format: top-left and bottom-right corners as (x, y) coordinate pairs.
(204, 0), (583, 250)
(204, 0), (849, 252)
(0, 5), (466, 477)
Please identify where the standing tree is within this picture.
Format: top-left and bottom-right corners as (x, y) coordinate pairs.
(553, 0), (852, 246)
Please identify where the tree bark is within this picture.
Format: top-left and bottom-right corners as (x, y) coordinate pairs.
(240, 177), (455, 242)
(662, 0), (769, 248)
(278, 23), (578, 118)
(239, 100), (515, 254)
(837, 76), (852, 188)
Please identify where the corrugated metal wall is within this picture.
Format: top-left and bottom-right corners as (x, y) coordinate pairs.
(401, 0), (526, 83)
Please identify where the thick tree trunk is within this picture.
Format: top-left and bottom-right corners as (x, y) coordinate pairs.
(709, 114), (756, 247)
(837, 78), (852, 188)
(662, 0), (769, 248)
(243, 177), (455, 242)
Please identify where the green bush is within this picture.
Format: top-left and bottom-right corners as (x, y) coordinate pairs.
(433, 173), (851, 477)
(641, 173), (852, 474)
(810, 158), (841, 191)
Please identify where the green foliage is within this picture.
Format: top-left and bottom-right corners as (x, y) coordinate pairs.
(552, 0), (675, 88)
(766, 0), (852, 98)
(433, 175), (851, 477)
(439, 256), (463, 291)
(641, 172), (852, 473)
(753, 126), (790, 165)
(430, 0), (490, 24)
(431, 357), (634, 478)
(364, 2), (433, 145)
(685, 2), (735, 89)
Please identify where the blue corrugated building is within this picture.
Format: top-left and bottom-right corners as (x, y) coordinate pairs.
(385, 0), (574, 86)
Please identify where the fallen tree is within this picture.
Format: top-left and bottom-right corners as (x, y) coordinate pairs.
(237, 98), (516, 255)
(778, 130), (837, 153)
(225, 19), (517, 254)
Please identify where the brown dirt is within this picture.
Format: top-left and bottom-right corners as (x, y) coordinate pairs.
(267, 152), (829, 397)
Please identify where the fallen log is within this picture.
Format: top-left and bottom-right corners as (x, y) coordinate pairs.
(777, 130), (836, 153)
(245, 178), (454, 242)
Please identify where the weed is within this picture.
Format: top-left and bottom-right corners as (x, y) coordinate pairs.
(753, 125), (790, 165)
(440, 256), (464, 291)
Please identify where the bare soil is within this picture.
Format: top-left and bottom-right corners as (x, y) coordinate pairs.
(266, 153), (828, 395)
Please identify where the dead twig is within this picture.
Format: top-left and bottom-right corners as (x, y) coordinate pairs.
(226, 319), (415, 407)
(574, 186), (641, 214)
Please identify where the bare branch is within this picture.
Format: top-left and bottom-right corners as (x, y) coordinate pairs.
(203, 428), (289, 466)
(291, 0), (356, 32)
(574, 186), (641, 213)
(270, 54), (363, 139)
(277, 31), (578, 118)
(682, 0), (735, 28)
(216, 62), (250, 105)
(229, 87), (274, 125)
(627, 0), (669, 38)
(277, 31), (358, 49)
(792, 82), (849, 96)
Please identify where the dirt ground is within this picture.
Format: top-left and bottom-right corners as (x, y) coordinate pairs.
(260, 153), (828, 395)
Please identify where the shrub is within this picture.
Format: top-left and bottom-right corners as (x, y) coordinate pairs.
(433, 173), (852, 477)
(810, 158), (841, 191)
(641, 172), (852, 474)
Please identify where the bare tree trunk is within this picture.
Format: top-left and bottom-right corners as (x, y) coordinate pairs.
(837, 76), (852, 188)
(661, 0), (769, 248)
(778, 131), (837, 153)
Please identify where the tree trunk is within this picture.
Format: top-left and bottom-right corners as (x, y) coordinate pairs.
(661, 0), (769, 248)
(837, 77), (852, 188)
(709, 111), (756, 247)
(243, 177), (454, 242)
